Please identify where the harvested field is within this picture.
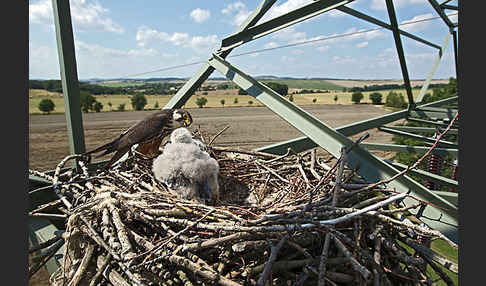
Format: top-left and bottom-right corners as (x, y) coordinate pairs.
(325, 79), (450, 89)
(29, 104), (397, 172)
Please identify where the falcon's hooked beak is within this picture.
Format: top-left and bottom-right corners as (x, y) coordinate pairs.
(174, 110), (193, 127)
(182, 112), (193, 127)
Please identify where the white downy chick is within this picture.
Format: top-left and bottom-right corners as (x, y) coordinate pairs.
(153, 128), (219, 204)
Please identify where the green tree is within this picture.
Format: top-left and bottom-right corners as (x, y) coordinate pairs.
(265, 82), (288, 96)
(195, 97), (208, 108)
(117, 103), (126, 111)
(107, 102), (112, 111)
(93, 101), (103, 112)
(369, 92), (383, 105)
(220, 99), (225, 107)
(288, 94), (294, 102)
(154, 101), (159, 109)
(312, 98), (317, 104)
(80, 90), (96, 113)
(385, 91), (407, 108)
(248, 100), (253, 105)
(38, 98), (55, 114)
(334, 95), (338, 104)
(131, 94), (147, 110)
(234, 98), (238, 104)
(351, 91), (364, 104)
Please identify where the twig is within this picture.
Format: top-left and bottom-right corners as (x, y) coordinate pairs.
(256, 235), (288, 286)
(89, 253), (112, 286)
(67, 242), (95, 286)
(208, 125), (230, 146)
(332, 235), (371, 281)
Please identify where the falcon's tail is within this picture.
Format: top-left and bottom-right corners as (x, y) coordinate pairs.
(84, 139), (119, 158)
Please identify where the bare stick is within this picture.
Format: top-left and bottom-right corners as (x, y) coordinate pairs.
(89, 253), (112, 286)
(208, 125), (230, 146)
(256, 235), (288, 286)
(332, 235), (371, 281)
(67, 242), (95, 286)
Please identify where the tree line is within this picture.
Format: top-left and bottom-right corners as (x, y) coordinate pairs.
(29, 80), (183, 96)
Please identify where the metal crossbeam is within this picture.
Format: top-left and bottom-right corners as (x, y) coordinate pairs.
(386, 160), (459, 190)
(385, 125), (458, 135)
(385, 0), (414, 109)
(378, 126), (458, 148)
(220, 0), (354, 51)
(428, 0), (456, 28)
(407, 117), (458, 128)
(416, 32), (451, 103)
(336, 6), (441, 50)
(360, 143), (458, 158)
(208, 53), (458, 243)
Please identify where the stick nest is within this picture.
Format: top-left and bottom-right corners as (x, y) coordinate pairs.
(29, 131), (458, 286)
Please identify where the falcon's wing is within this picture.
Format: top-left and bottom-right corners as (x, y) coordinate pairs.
(117, 109), (173, 150)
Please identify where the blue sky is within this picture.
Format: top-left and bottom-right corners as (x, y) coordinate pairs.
(29, 0), (458, 80)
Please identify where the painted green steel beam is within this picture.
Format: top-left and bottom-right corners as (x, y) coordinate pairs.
(407, 117), (458, 128)
(386, 160), (459, 190)
(256, 97), (457, 155)
(384, 126), (458, 135)
(208, 53), (458, 243)
(416, 33), (451, 103)
(410, 109), (457, 120)
(440, 4), (458, 10)
(428, 0), (456, 28)
(452, 29), (458, 81)
(428, 191), (458, 206)
(385, 0), (415, 109)
(51, 0), (86, 161)
(164, 0), (277, 109)
(220, 0), (354, 51)
(336, 6), (441, 50)
(378, 126), (458, 148)
(360, 142), (458, 158)
(28, 218), (65, 276)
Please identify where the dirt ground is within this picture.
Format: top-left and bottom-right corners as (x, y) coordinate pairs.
(29, 104), (398, 172)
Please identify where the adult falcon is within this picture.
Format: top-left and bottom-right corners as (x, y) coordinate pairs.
(84, 109), (193, 170)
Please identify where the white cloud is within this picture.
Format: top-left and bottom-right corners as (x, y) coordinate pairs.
(400, 13), (433, 33)
(136, 26), (218, 52)
(29, 0), (124, 33)
(262, 0), (313, 21)
(317, 45), (329, 52)
(371, 0), (427, 10)
(356, 41), (368, 48)
(190, 8), (211, 23)
(75, 41), (162, 58)
(281, 55), (296, 63)
(264, 42), (279, 49)
(272, 26), (307, 44)
(221, 1), (251, 26)
(332, 55), (356, 64)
